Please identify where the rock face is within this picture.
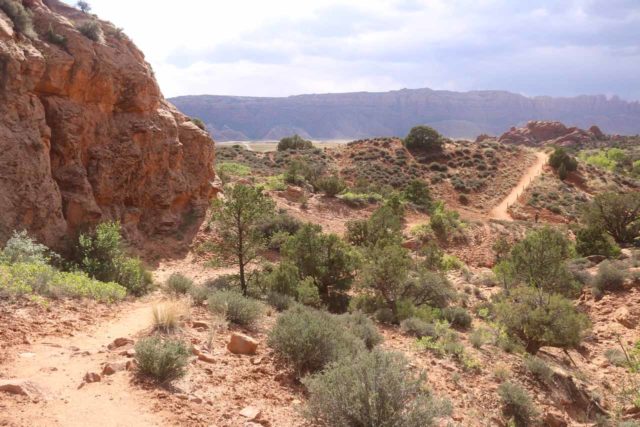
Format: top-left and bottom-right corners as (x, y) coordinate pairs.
(498, 121), (604, 146)
(0, 0), (216, 248)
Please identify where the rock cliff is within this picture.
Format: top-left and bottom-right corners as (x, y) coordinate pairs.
(0, 0), (216, 248)
(498, 121), (604, 146)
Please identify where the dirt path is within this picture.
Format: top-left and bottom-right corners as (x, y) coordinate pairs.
(488, 151), (549, 221)
(1, 295), (165, 427)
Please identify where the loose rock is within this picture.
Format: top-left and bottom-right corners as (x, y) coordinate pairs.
(227, 333), (258, 355)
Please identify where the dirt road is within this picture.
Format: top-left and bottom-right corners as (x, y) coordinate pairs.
(488, 151), (549, 221)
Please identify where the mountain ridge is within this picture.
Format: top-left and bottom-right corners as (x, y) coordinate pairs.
(170, 88), (640, 141)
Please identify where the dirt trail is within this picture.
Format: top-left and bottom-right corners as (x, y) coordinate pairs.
(488, 151), (549, 221)
(2, 295), (165, 427)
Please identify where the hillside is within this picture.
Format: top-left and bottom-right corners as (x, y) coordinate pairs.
(170, 89), (640, 141)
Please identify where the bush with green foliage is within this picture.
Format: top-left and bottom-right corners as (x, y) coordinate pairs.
(77, 20), (104, 42)
(575, 226), (621, 258)
(46, 24), (67, 47)
(404, 125), (444, 152)
(296, 276), (322, 307)
(345, 202), (403, 247)
(268, 305), (364, 376)
(401, 317), (436, 338)
(303, 349), (451, 427)
(208, 290), (264, 327)
(256, 211), (301, 242)
(523, 355), (553, 383)
(76, 1), (91, 13)
(442, 306), (472, 330)
(267, 292), (293, 311)
(164, 273), (193, 296)
(134, 337), (189, 383)
(277, 134), (313, 151)
(582, 192), (640, 244)
(405, 269), (456, 309)
(282, 224), (359, 298)
(76, 222), (152, 296)
(429, 202), (464, 241)
(317, 175), (346, 197)
(1, 230), (56, 265)
(190, 117), (206, 130)
(403, 179), (432, 209)
(498, 382), (538, 426)
(339, 312), (382, 350)
(265, 261), (299, 296)
(0, 0), (36, 38)
(495, 286), (589, 354)
(592, 260), (625, 297)
(549, 147), (578, 180)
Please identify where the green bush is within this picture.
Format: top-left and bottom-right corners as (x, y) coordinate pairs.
(400, 317), (436, 338)
(134, 337), (189, 383)
(498, 382), (538, 426)
(404, 126), (443, 152)
(495, 286), (589, 354)
(164, 273), (193, 296)
(208, 290), (263, 327)
(256, 211), (301, 241)
(582, 192), (640, 244)
(188, 286), (209, 306)
(267, 305), (364, 377)
(0, 0), (36, 38)
(191, 117), (206, 130)
(1, 230), (55, 265)
(549, 148), (578, 180)
(267, 292), (293, 311)
(443, 306), (472, 330)
(523, 355), (553, 383)
(265, 261), (299, 296)
(115, 257), (153, 296)
(405, 269), (456, 309)
(403, 179), (432, 209)
(296, 276), (322, 307)
(303, 349), (451, 427)
(317, 175), (346, 197)
(277, 134), (313, 151)
(339, 312), (382, 350)
(575, 226), (621, 258)
(77, 20), (104, 42)
(593, 260), (625, 297)
(469, 328), (491, 349)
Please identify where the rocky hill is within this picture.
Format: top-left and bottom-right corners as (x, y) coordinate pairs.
(170, 89), (640, 141)
(0, 0), (216, 248)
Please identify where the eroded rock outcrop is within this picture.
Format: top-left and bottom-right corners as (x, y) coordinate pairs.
(0, 0), (216, 248)
(498, 120), (605, 146)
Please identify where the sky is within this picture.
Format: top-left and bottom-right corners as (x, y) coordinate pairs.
(65, 0), (640, 100)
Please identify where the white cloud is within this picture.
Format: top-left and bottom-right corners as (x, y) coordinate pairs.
(64, 0), (640, 100)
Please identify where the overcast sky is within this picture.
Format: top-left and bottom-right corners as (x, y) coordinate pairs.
(67, 0), (640, 100)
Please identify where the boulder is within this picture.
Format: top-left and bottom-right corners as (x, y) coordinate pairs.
(108, 338), (134, 350)
(614, 306), (639, 329)
(83, 372), (101, 383)
(227, 333), (259, 355)
(586, 255), (607, 265)
(102, 361), (128, 375)
(239, 406), (261, 420)
(0, 379), (45, 399)
(198, 353), (216, 364)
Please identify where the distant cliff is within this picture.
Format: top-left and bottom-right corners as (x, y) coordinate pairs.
(171, 89), (640, 141)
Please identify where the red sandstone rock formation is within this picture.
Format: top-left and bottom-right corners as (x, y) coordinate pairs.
(498, 120), (605, 147)
(0, 0), (216, 248)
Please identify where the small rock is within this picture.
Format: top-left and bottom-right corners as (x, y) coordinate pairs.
(615, 306), (639, 329)
(227, 333), (259, 355)
(543, 409), (568, 427)
(102, 361), (128, 376)
(83, 372), (101, 383)
(192, 321), (209, 329)
(176, 393), (189, 400)
(239, 406), (261, 420)
(586, 255), (606, 264)
(0, 379), (45, 399)
(108, 337), (133, 350)
(191, 345), (202, 356)
(250, 357), (263, 365)
(190, 396), (203, 404)
(119, 349), (136, 358)
(198, 352), (216, 363)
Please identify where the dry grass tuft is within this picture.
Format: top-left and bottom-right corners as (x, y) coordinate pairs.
(152, 301), (190, 333)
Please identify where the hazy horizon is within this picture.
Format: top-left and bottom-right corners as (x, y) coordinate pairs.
(63, 0), (640, 101)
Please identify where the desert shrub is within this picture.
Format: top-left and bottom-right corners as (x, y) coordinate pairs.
(296, 276), (322, 307)
(267, 292), (293, 311)
(0, 0), (35, 38)
(404, 126), (443, 152)
(77, 20), (104, 42)
(115, 257), (153, 296)
(442, 307), (472, 330)
(317, 175), (346, 197)
(575, 226), (621, 258)
(339, 312), (382, 350)
(593, 260), (625, 297)
(340, 191), (383, 207)
(282, 224), (359, 298)
(345, 203), (403, 247)
(45, 24), (67, 47)
(523, 355), (553, 383)
(134, 337), (189, 383)
(582, 192), (640, 244)
(164, 273), (193, 296)
(303, 349), (451, 427)
(495, 286), (590, 354)
(256, 211), (302, 241)
(188, 286), (209, 306)
(278, 134), (313, 151)
(429, 203), (464, 241)
(203, 274), (237, 291)
(403, 179), (432, 209)
(208, 290), (263, 327)
(549, 148), (577, 180)
(604, 348), (628, 367)
(441, 254), (464, 271)
(76, 1), (91, 13)
(405, 269), (456, 309)
(420, 241), (443, 270)
(190, 117), (206, 130)
(498, 382), (538, 426)
(469, 328), (491, 349)
(401, 317), (436, 338)
(265, 261), (299, 296)
(152, 301), (189, 333)
(1, 230), (55, 265)
(268, 305), (364, 376)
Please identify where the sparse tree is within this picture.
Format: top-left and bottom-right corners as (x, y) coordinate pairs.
(76, 1), (91, 13)
(404, 125), (443, 151)
(582, 192), (640, 244)
(210, 184), (275, 295)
